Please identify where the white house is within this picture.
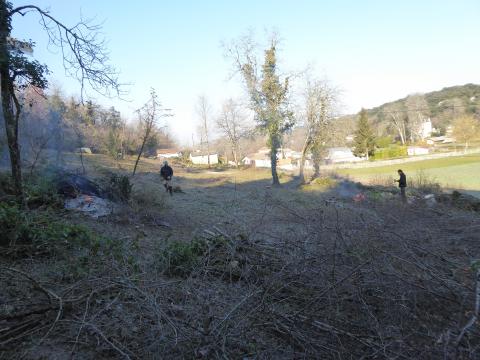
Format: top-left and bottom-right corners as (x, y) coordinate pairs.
(189, 152), (219, 165)
(345, 134), (355, 143)
(324, 147), (365, 163)
(242, 154), (271, 168)
(157, 149), (181, 159)
(429, 136), (454, 144)
(419, 118), (433, 139)
(407, 146), (429, 156)
(78, 147), (92, 154)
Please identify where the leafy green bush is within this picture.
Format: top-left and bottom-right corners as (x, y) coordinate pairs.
(0, 172), (14, 196)
(0, 203), (114, 257)
(156, 235), (230, 277)
(375, 136), (393, 148)
(0, 203), (25, 246)
(0, 171), (62, 207)
(372, 145), (407, 160)
(157, 238), (208, 276)
(24, 174), (63, 208)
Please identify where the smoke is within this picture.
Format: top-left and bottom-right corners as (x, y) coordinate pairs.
(336, 180), (360, 198)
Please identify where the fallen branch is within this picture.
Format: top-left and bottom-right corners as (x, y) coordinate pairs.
(455, 268), (480, 346)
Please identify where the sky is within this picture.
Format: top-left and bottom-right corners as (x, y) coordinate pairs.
(11, 0), (480, 145)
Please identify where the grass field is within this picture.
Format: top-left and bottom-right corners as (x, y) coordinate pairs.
(337, 154), (480, 194)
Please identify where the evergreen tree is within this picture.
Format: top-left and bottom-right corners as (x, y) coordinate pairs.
(105, 106), (124, 159)
(353, 108), (375, 160)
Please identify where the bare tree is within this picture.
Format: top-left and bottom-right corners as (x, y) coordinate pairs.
(196, 95), (212, 168)
(19, 86), (51, 175)
(452, 114), (480, 152)
(132, 88), (170, 176)
(216, 99), (249, 167)
(405, 94), (430, 143)
(298, 77), (338, 183)
(0, 1), (120, 202)
(383, 103), (407, 145)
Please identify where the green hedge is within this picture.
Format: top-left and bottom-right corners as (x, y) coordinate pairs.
(372, 146), (407, 160)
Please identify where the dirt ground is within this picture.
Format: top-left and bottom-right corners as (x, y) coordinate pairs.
(2, 155), (480, 359)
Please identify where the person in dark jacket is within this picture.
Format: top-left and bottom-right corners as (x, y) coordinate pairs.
(160, 160), (173, 195)
(395, 169), (407, 203)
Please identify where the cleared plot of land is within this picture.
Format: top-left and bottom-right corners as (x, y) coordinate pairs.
(2, 154), (480, 359)
(338, 154), (480, 194)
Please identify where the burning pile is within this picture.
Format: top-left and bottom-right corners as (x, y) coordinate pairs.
(57, 174), (113, 218)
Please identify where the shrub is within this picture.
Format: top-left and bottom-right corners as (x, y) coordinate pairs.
(366, 174), (395, 188)
(311, 176), (336, 188)
(372, 146), (407, 160)
(0, 172), (14, 196)
(0, 203), (105, 253)
(410, 170), (441, 194)
(131, 182), (167, 211)
(106, 173), (133, 202)
(375, 136), (393, 148)
(0, 203), (24, 246)
(0, 202), (139, 278)
(157, 238), (208, 276)
(156, 235), (229, 277)
(24, 174), (63, 208)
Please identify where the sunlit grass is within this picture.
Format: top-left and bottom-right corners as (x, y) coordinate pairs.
(338, 154), (480, 192)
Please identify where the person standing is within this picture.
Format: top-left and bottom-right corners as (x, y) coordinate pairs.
(160, 160), (173, 195)
(395, 169), (407, 203)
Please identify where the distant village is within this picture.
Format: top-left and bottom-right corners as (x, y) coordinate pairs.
(156, 118), (458, 169)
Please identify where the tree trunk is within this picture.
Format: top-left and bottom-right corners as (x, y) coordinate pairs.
(205, 124), (210, 168)
(132, 136), (147, 176)
(397, 125), (405, 145)
(79, 150), (85, 174)
(299, 136), (311, 184)
(312, 157), (320, 179)
(2, 99), (23, 198)
(270, 137), (280, 186)
(310, 145), (322, 180)
(0, 6), (24, 202)
(233, 147), (238, 168)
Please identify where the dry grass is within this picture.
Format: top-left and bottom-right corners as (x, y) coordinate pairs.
(1, 154), (480, 359)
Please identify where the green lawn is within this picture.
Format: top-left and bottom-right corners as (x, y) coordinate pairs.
(338, 154), (480, 193)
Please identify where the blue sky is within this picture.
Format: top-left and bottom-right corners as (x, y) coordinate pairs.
(11, 0), (480, 144)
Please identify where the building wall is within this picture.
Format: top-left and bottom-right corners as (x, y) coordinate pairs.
(326, 148), (365, 163)
(157, 153), (180, 159)
(190, 154), (219, 165)
(407, 147), (429, 156)
(253, 159), (271, 168)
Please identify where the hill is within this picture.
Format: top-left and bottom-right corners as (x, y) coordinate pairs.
(337, 83), (480, 140)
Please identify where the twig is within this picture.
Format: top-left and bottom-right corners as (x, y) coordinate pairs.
(84, 322), (133, 359)
(455, 268), (480, 346)
(1, 267), (63, 345)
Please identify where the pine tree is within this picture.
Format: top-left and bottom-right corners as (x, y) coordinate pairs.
(352, 108), (375, 160)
